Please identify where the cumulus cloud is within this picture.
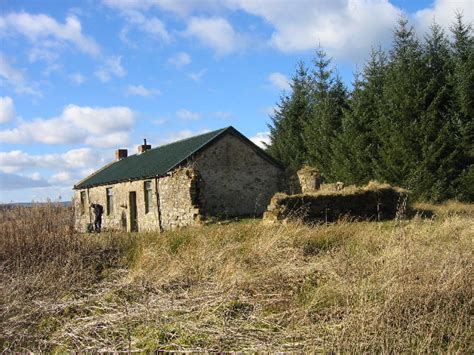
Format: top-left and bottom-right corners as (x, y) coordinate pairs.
(0, 172), (50, 190)
(102, 0), (224, 16)
(127, 84), (161, 97)
(0, 53), (41, 96)
(102, 1), (171, 43)
(95, 56), (126, 82)
(183, 17), (244, 55)
(176, 109), (201, 120)
(156, 128), (210, 145)
(168, 52), (191, 68)
(102, 0), (471, 60)
(213, 111), (233, 119)
(188, 69), (207, 82)
(237, 0), (401, 59)
(268, 72), (290, 91)
(0, 105), (135, 148)
(0, 12), (100, 57)
(0, 148), (109, 175)
(0, 148), (113, 191)
(69, 72), (86, 85)
(122, 10), (171, 42)
(249, 131), (271, 149)
(0, 96), (15, 123)
(415, 0), (474, 32)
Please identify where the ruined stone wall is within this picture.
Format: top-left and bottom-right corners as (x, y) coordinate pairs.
(193, 134), (283, 217)
(74, 179), (161, 232)
(158, 167), (202, 230)
(297, 166), (321, 193)
(263, 184), (408, 224)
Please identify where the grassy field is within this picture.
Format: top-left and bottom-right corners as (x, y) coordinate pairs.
(0, 202), (472, 352)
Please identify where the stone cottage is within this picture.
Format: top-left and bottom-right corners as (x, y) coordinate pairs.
(73, 126), (284, 232)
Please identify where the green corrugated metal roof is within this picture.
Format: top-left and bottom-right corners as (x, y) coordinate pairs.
(74, 127), (229, 189)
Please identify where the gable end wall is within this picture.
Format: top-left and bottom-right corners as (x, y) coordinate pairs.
(193, 133), (283, 217)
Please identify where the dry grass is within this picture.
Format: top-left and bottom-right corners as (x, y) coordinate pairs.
(0, 202), (472, 352)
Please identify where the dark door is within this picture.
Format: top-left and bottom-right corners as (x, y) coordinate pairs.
(129, 191), (138, 232)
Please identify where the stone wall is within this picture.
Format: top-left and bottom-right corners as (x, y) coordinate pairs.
(158, 167), (202, 230)
(263, 183), (409, 224)
(74, 132), (284, 231)
(297, 166), (321, 193)
(193, 133), (283, 217)
(74, 179), (161, 232)
(74, 167), (203, 232)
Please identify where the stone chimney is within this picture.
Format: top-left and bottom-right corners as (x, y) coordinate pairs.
(138, 138), (151, 153)
(115, 149), (128, 161)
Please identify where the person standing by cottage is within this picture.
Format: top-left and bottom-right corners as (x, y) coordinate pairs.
(90, 203), (104, 232)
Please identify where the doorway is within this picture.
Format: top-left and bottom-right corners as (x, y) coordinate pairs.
(129, 191), (138, 232)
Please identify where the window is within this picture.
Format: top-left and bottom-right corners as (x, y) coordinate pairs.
(144, 181), (153, 214)
(106, 187), (114, 215)
(80, 191), (86, 215)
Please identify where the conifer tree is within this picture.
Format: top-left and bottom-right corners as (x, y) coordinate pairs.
(374, 17), (427, 190)
(415, 22), (459, 200)
(450, 13), (474, 200)
(267, 61), (312, 169)
(332, 48), (387, 184)
(304, 49), (348, 180)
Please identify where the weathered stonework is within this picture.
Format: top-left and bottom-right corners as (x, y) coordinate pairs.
(296, 166), (321, 193)
(74, 132), (284, 232)
(158, 167), (202, 230)
(193, 134), (282, 217)
(74, 179), (161, 233)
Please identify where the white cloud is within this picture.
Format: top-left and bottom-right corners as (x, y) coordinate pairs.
(156, 128), (210, 145)
(0, 148), (109, 175)
(0, 148), (112, 191)
(0, 53), (41, 96)
(95, 56), (126, 82)
(261, 105), (277, 116)
(101, 0), (224, 16)
(102, 0), (472, 61)
(152, 117), (168, 125)
(0, 96), (15, 123)
(176, 109), (201, 120)
(0, 105), (135, 147)
(268, 72), (290, 91)
(188, 69), (207, 82)
(127, 84), (161, 97)
(168, 52), (191, 68)
(250, 131), (271, 149)
(85, 131), (131, 147)
(229, 0), (401, 60)
(0, 12), (100, 57)
(101, 2), (171, 43)
(213, 111), (233, 119)
(122, 10), (171, 42)
(415, 0), (474, 33)
(69, 72), (86, 85)
(183, 17), (244, 55)
(0, 172), (50, 190)
(48, 171), (73, 184)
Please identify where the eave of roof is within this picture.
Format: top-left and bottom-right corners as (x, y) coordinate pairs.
(74, 126), (284, 190)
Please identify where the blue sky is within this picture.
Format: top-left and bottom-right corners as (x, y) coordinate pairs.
(0, 0), (472, 202)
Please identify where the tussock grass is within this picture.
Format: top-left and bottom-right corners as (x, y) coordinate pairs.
(0, 203), (472, 352)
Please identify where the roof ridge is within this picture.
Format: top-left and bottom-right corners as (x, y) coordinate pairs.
(162, 126), (232, 173)
(74, 126), (235, 189)
(144, 126), (231, 153)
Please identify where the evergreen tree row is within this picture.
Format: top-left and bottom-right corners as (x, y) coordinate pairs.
(267, 15), (473, 202)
